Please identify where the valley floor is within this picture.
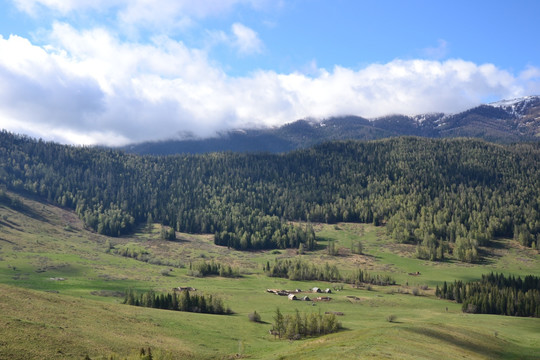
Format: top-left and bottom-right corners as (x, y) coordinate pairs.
(1, 192), (539, 359)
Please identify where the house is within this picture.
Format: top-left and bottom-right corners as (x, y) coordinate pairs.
(312, 287), (321, 293)
(302, 296), (311, 301)
(288, 294), (297, 300)
(324, 288), (332, 294)
(174, 286), (196, 292)
(267, 289), (292, 296)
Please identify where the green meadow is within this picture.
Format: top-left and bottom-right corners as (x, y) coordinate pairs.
(0, 192), (539, 359)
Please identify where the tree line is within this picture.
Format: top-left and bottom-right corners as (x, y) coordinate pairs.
(272, 308), (341, 340)
(123, 289), (231, 315)
(265, 259), (341, 282)
(188, 260), (240, 278)
(1, 131), (539, 259)
(436, 273), (540, 317)
(264, 259), (395, 285)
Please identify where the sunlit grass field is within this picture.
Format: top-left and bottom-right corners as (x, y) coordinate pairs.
(1, 192), (539, 359)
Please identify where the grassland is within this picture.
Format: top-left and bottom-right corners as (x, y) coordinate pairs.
(0, 191), (539, 359)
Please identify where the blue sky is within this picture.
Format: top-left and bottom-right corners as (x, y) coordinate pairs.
(0, 0), (539, 145)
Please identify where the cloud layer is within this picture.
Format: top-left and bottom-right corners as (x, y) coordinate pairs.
(1, 24), (538, 145)
(14, 0), (264, 20)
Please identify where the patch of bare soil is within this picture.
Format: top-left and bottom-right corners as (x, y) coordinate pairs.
(383, 242), (416, 257)
(349, 254), (377, 268)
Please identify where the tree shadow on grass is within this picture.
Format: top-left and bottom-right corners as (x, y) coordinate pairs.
(253, 320), (271, 325)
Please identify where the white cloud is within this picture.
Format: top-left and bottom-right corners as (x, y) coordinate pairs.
(520, 65), (540, 80)
(231, 23), (263, 55)
(13, 0), (92, 14)
(422, 39), (449, 60)
(0, 28), (536, 146)
(204, 23), (264, 56)
(13, 0), (269, 31)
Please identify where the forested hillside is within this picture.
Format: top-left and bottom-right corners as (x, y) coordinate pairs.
(1, 131), (539, 261)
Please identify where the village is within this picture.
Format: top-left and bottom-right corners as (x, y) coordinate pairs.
(266, 287), (333, 302)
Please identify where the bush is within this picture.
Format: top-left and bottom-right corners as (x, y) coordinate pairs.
(187, 270), (202, 277)
(397, 287), (408, 294)
(412, 287), (420, 296)
(464, 303), (478, 313)
(160, 269), (171, 276)
(386, 314), (397, 323)
(248, 311), (261, 323)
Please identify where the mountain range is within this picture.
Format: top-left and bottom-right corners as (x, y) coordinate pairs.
(122, 95), (540, 155)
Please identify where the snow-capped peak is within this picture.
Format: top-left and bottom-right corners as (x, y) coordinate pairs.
(489, 95), (540, 108)
(488, 95), (540, 117)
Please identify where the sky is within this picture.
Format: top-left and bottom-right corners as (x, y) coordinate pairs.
(0, 0), (539, 146)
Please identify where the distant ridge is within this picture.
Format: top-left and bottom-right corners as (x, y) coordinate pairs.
(122, 96), (540, 155)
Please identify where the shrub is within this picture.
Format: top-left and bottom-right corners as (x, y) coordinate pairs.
(412, 287), (420, 296)
(160, 269), (171, 276)
(187, 270), (202, 277)
(386, 314), (397, 323)
(248, 311), (261, 323)
(463, 303), (478, 313)
(397, 287), (408, 294)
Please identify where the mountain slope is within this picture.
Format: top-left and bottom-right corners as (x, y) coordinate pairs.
(2, 131), (540, 259)
(122, 96), (540, 155)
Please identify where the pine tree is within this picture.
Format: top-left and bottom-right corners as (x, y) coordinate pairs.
(180, 290), (191, 312)
(273, 308), (285, 339)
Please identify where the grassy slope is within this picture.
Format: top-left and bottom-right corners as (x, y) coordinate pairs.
(0, 192), (539, 359)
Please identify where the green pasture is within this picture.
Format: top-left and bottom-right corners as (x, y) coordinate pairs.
(0, 192), (539, 359)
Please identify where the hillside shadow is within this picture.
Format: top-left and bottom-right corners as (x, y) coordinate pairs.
(0, 219), (20, 231)
(129, 224), (191, 243)
(410, 325), (540, 359)
(476, 251), (497, 265)
(0, 237), (15, 245)
(0, 194), (49, 223)
(488, 239), (508, 249)
(405, 327), (501, 358)
(169, 236), (191, 244)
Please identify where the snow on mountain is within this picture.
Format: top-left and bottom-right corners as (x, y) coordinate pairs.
(124, 95), (540, 155)
(412, 113), (445, 124)
(488, 95), (540, 117)
(489, 95), (539, 107)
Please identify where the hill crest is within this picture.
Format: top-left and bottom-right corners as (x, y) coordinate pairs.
(122, 96), (540, 155)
